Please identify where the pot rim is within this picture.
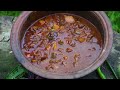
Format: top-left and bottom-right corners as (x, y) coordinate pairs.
(10, 11), (113, 79)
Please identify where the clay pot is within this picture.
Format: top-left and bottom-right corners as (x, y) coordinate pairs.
(10, 11), (113, 79)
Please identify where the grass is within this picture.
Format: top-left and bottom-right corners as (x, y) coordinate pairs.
(0, 11), (120, 33)
(0, 11), (21, 17)
(106, 11), (120, 33)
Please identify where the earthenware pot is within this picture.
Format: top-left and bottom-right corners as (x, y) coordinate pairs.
(10, 11), (113, 79)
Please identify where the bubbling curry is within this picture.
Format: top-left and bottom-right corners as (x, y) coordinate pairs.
(21, 13), (103, 74)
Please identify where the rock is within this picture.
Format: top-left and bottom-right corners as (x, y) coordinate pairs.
(106, 31), (120, 79)
(0, 16), (20, 79)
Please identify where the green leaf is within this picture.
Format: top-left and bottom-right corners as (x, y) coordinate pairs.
(106, 61), (119, 79)
(5, 65), (27, 79)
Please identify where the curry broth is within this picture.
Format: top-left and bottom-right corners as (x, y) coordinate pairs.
(21, 13), (103, 74)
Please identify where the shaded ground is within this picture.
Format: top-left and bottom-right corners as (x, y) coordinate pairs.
(0, 16), (120, 79)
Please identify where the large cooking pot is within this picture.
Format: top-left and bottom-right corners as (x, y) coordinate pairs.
(10, 11), (113, 79)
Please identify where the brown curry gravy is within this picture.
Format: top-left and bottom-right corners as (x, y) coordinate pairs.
(21, 13), (103, 74)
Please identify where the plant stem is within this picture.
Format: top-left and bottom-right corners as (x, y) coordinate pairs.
(97, 67), (106, 79)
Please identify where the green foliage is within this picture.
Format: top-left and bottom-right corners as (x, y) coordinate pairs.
(5, 65), (27, 79)
(0, 11), (21, 16)
(106, 61), (118, 79)
(117, 65), (120, 78)
(106, 11), (120, 33)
